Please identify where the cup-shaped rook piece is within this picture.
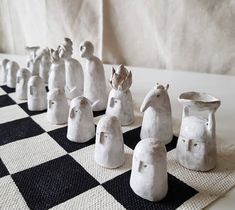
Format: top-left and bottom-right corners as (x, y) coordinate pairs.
(16, 68), (31, 100)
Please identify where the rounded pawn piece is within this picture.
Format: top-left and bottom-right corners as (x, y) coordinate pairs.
(67, 96), (95, 143)
(16, 68), (31, 100)
(47, 88), (69, 124)
(27, 75), (47, 111)
(130, 138), (168, 202)
(1, 58), (10, 83)
(6, 61), (20, 88)
(94, 115), (124, 168)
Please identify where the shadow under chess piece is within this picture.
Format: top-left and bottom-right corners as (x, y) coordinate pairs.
(27, 75), (47, 111)
(130, 138), (168, 202)
(67, 96), (95, 143)
(6, 61), (20, 88)
(16, 68), (31, 100)
(79, 41), (108, 111)
(1, 58), (10, 83)
(94, 115), (125, 168)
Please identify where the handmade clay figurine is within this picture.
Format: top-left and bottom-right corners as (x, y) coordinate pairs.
(176, 91), (221, 171)
(39, 48), (51, 83)
(79, 41), (108, 111)
(47, 88), (69, 124)
(67, 96), (95, 143)
(27, 75), (47, 111)
(59, 38), (84, 100)
(1, 58), (10, 83)
(6, 61), (20, 88)
(140, 84), (173, 144)
(130, 138), (168, 201)
(48, 49), (65, 91)
(106, 65), (134, 125)
(94, 115), (124, 168)
(25, 46), (40, 69)
(16, 68), (31, 100)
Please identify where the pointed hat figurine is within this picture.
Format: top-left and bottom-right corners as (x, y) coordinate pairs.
(6, 61), (20, 88)
(106, 65), (134, 125)
(79, 41), (108, 111)
(67, 96), (95, 143)
(130, 138), (168, 201)
(59, 38), (84, 100)
(140, 84), (173, 144)
(95, 115), (125, 168)
(16, 68), (31, 100)
(1, 58), (10, 83)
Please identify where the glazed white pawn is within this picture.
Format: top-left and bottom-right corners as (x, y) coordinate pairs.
(59, 38), (84, 100)
(140, 84), (173, 144)
(47, 88), (69, 124)
(130, 138), (168, 202)
(16, 68), (31, 100)
(6, 61), (20, 88)
(67, 96), (95, 143)
(39, 48), (51, 83)
(79, 41), (108, 111)
(106, 65), (134, 125)
(27, 75), (47, 111)
(94, 115), (125, 168)
(48, 49), (65, 91)
(1, 58), (10, 83)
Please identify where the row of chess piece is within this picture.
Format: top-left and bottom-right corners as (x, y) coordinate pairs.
(0, 38), (220, 202)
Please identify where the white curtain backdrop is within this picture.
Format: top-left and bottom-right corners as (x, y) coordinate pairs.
(0, 0), (235, 74)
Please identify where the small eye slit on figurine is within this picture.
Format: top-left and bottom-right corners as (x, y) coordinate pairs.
(140, 83), (173, 144)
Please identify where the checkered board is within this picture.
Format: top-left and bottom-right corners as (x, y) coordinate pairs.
(0, 84), (235, 210)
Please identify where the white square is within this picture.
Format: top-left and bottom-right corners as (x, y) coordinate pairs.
(70, 144), (133, 184)
(0, 87), (6, 96)
(0, 175), (29, 209)
(31, 113), (67, 132)
(8, 92), (27, 104)
(0, 133), (67, 174)
(50, 185), (125, 210)
(0, 104), (28, 124)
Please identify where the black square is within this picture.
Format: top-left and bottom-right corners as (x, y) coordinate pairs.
(0, 158), (9, 178)
(0, 117), (44, 146)
(19, 102), (47, 116)
(0, 85), (15, 93)
(93, 110), (106, 117)
(0, 95), (16, 108)
(48, 126), (96, 153)
(12, 155), (99, 210)
(102, 171), (198, 210)
(123, 126), (178, 151)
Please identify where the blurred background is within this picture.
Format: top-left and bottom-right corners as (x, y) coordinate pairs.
(0, 0), (235, 74)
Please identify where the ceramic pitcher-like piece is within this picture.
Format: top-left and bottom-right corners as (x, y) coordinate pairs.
(140, 84), (173, 144)
(106, 65), (134, 125)
(16, 68), (31, 100)
(130, 138), (168, 201)
(176, 91), (221, 171)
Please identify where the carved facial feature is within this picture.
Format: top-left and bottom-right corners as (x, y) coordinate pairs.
(79, 41), (94, 58)
(109, 97), (121, 108)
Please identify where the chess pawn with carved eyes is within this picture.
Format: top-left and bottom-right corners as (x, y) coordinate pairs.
(16, 68), (31, 100)
(39, 48), (51, 83)
(106, 65), (134, 125)
(79, 41), (108, 111)
(6, 61), (20, 88)
(94, 116), (125, 168)
(1, 58), (10, 83)
(59, 38), (84, 100)
(27, 75), (47, 111)
(47, 88), (69, 124)
(130, 138), (168, 201)
(67, 96), (95, 143)
(140, 84), (173, 144)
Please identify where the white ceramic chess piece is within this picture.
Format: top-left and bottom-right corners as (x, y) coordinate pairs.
(1, 58), (10, 83)
(27, 75), (47, 111)
(140, 84), (173, 144)
(130, 138), (168, 201)
(67, 96), (95, 143)
(25, 46), (40, 70)
(39, 48), (51, 83)
(16, 68), (31, 100)
(59, 38), (84, 100)
(47, 88), (69, 124)
(176, 92), (221, 171)
(6, 61), (20, 88)
(48, 49), (65, 91)
(79, 41), (108, 111)
(106, 65), (134, 125)
(94, 115), (125, 168)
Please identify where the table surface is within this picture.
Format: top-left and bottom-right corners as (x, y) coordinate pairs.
(1, 53), (235, 209)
